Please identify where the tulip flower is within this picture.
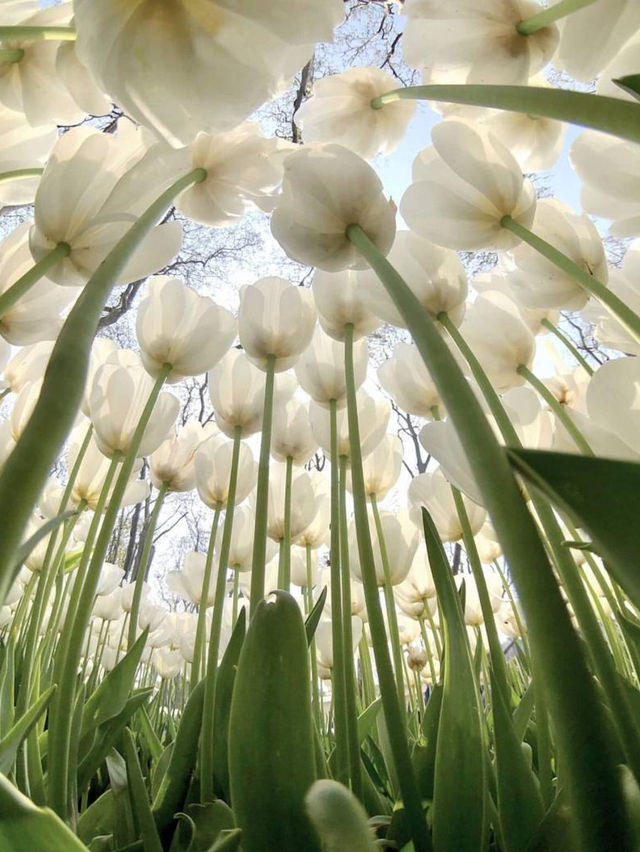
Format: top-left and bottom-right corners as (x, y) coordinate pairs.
(88, 356), (179, 459)
(264, 464), (323, 543)
(0, 104), (56, 207)
(29, 125), (184, 288)
(166, 551), (215, 608)
(357, 230), (468, 327)
(68, 429), (149, 511)
(150, 420), (207, 493)
(402, 0), (559, 85)
(378, 341), (443, 419)
(583, 256), (640, 356)
(226, 505), (278, 573)
(294, 66), (415, 159)
(238, 276), (316, 372)
(194, 433), (257, 509)
(315, 617), (364, 672)
(3, 339), (53, 393)
(586, 356), (640, 458)
(292, 472), (330, 549)
(312, 268), (381, 341)
(401, 120), (536, 251)
(271, 143), (397, 272)
(74, 0), (344, 146)
(349, 434), (403, 501)
(408, 468), (486, 542)
(136, 276), (236, 382)
(348, 509), (419, 586)
(473, 261), (560, 336)
(271, 398), (317, 466)
(509, 199), (608, 311)
(309, 391), (390, 460)
(295, 326), (368, 407)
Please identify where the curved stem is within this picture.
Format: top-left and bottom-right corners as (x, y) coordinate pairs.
(277, 455), (293, 591)
(502, 215), (640, 344)
(0, 25), (77, 40)
(0, 167), (42, 184)
(542, 318), (594, 375)
(249, 354), (276, 615)
(346, 223), (630, 850)
(517, 363), (594, 455)
(0, 242), (70, 318)
(200, 427), (242, 802)
(127, 482), (168, 649)
(190, 505), (222, 690)
(0, 166), (205, 607)
(306, 544), (322, 731)
(344, 322), (432, 852)
(516, 0), (596, 35)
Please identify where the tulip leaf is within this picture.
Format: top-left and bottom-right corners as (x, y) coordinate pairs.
(81, 628), (149, 736)
(512, 682), (535, 743)
(422, 508), (486, 852)
(614, 76), (640, 103)
(413, 683), (443, 802)
(152, 680), (206, 840)
(171, 801), (235, 852)
(305, 779), (378, 852)
(212, 608), (246, 802)
(12, 510), (77, 573)
(0, 684), (56, 775)
(138, 705), (163, 764)
(107, 748), (136, 850)
(123, 729), (163, 852)
(507, 450), (640, 611)
(229, 590), (320, 852)
(77, 789), (115, 846)
(357, 697), (382, 744)
(305, 585), (327, 645)
(377, 85), (640, 144)
(0, 771), (89, 851)
(490, 669), (545, 852)
(0, 637), (15, 737)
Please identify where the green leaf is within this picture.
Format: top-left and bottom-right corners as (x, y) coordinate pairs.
(490, 670), (544, 852)
(512, 682), (535, 743)
(376, 85), (640, 144)
(305, 780), (378, 852)
(12, 510), (77, 573)
(82, 629), (149, 735)
(0, 772), (89, 851)
(305, 586), (327, 645)
(0, 637), (15, 737)
(614, 75), (640, 103)
(357, 698), (382, 744)
(229, 590), (320, 852)
(122, 729), (163, 852)
(77, 789), (114, 846)
(507, 450), (640, 611)
(422, 508), (486, 852)
(171, 801), (235, 852)
(212, 608), (246, 802)
(138, 705), (163, 764)
(413, 684), (443, 802)
(0, 684), (56, 774)
(209, 829), (242, 851)
(106, 748), (136, 850)
(152, 679), (205, 839)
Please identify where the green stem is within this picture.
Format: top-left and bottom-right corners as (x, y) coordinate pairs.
(369, 493), (405, 705)
(502, 215), (640, 344)
(339, 454), (363, 800)
(277, 455), (293, 592)
(127, 482), (168, 649)
(516, 0), (597, 35)
(0, 166), (205, 607)
(346, 223), (630, 850)
(0, 47), (24, 62)
(249, 354), (276, 615)
(328, 398), (349, 786)
(0, 166), (42, 184)
(190, 504), (221, 691)
(200, 427), (242, 802)
(306, 544), (322, 732)
(344, 322), (431, 852)
(517, 363), (594, 455)
(0, 25), (77, 40)
(370, 85), (640, 145)
(232, 569), (239, 626)
(419, 619), (438, 685)
(541, 318), (594, 375)
(0, 242), (70, 318)
(48, 366), (170, 821)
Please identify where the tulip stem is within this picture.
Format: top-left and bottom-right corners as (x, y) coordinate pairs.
(370, 86), (640, 145)
(542, 318), (594, 375)
(127, 482), (168, 650)
(48, 364), (170, 822)
(339, 454), (363, 800)
(344, 322), (432, 852)
(516, 363), (594, 455)
(0, 166), (206, 607)
(0, 25), (77, 41)
(249, 354), (276, 615)
(346, 223), (631, 850)
(201, 426), (242, 802)
(501, 215), (640, 344)
(0, 166), (42, 184)
(0, 242), (70, 319)
(516, 0), (597, 35)
(191, 504), (222, 690)
(328, 398), (349, 786)
(306, 544), (322, 732)
(277, 455), (293, 592)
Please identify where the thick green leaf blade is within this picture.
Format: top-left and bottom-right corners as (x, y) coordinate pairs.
(212, 607), (246, 801)
(171, 801), (235, 852)
(413, 684), (443, 802)
(229, 590), (320, 852)
(614, 76), (640, 103)
(378, 85), (640, 144)
(507, 450), (640, 610)
(0, 772), (89, 851)
(305, 586), (327, 645)
(77, 789), (114, 846)
(123, 729), (163, 852)
(0, 684), (56, 774)
(0, 637), (15, 737)
(357, 698), (382, 744)
(422, 508), (486, 852)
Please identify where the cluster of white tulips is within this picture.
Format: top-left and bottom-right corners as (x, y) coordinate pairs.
(0, 1), (639, 851)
